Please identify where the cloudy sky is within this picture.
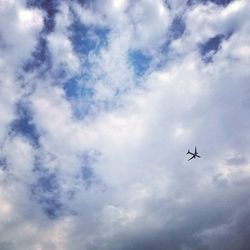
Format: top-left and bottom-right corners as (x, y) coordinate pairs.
(0, 0), (250, 249)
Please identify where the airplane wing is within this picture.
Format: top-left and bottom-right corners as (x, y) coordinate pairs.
(188, 155), (195, 161)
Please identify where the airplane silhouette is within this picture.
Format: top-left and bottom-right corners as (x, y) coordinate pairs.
(186, 146), (201, 161)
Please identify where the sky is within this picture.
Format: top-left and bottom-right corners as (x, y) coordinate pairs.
(0, 0), (250, 249)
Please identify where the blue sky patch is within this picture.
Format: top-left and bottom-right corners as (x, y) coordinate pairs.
(82, 166), (94, 188)
(63, 77), (95, 118)
(170, 16), (186, 40)
(10, 102), (40, 146)
(64, 78), (80, 98)
(206, 0), (234, 6)
(80, 151), (101, 188)
(70, 20), (109, 56)
(199, 34), (224, 62)
(24, 36), (51, 73)
(188, 0), (234, 6)
(145, 16), (185, 72)
(63, 77), (94, 99)
(81, 153), (95, 188)
(0, 157), (7, 170)
(128, 50), (152, 76)
(76, 0), (93, 8)
(31, 168), (62, 219)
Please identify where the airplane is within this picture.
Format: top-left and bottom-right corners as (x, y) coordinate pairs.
(186, 146), (201, 161)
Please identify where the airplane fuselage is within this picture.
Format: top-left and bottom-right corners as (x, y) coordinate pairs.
(186, 147), (201, 161)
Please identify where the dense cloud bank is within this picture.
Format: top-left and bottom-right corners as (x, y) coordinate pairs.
(0, 0), (250, 249)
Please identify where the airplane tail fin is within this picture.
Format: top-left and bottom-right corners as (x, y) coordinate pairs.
(186, 150), (190, 155)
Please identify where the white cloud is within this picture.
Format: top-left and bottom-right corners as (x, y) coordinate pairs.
(3, 136), (35, 182)
(47, 3), (80, 74)
(1, 0), (250, 249)
(167, 0), (189, 15)
(128, 0), (171, 50)
(172, 0), (250, 55)
(72, 3), (106, 27)
(0, 0), (43, 65)
(47, 32), (80, 74)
